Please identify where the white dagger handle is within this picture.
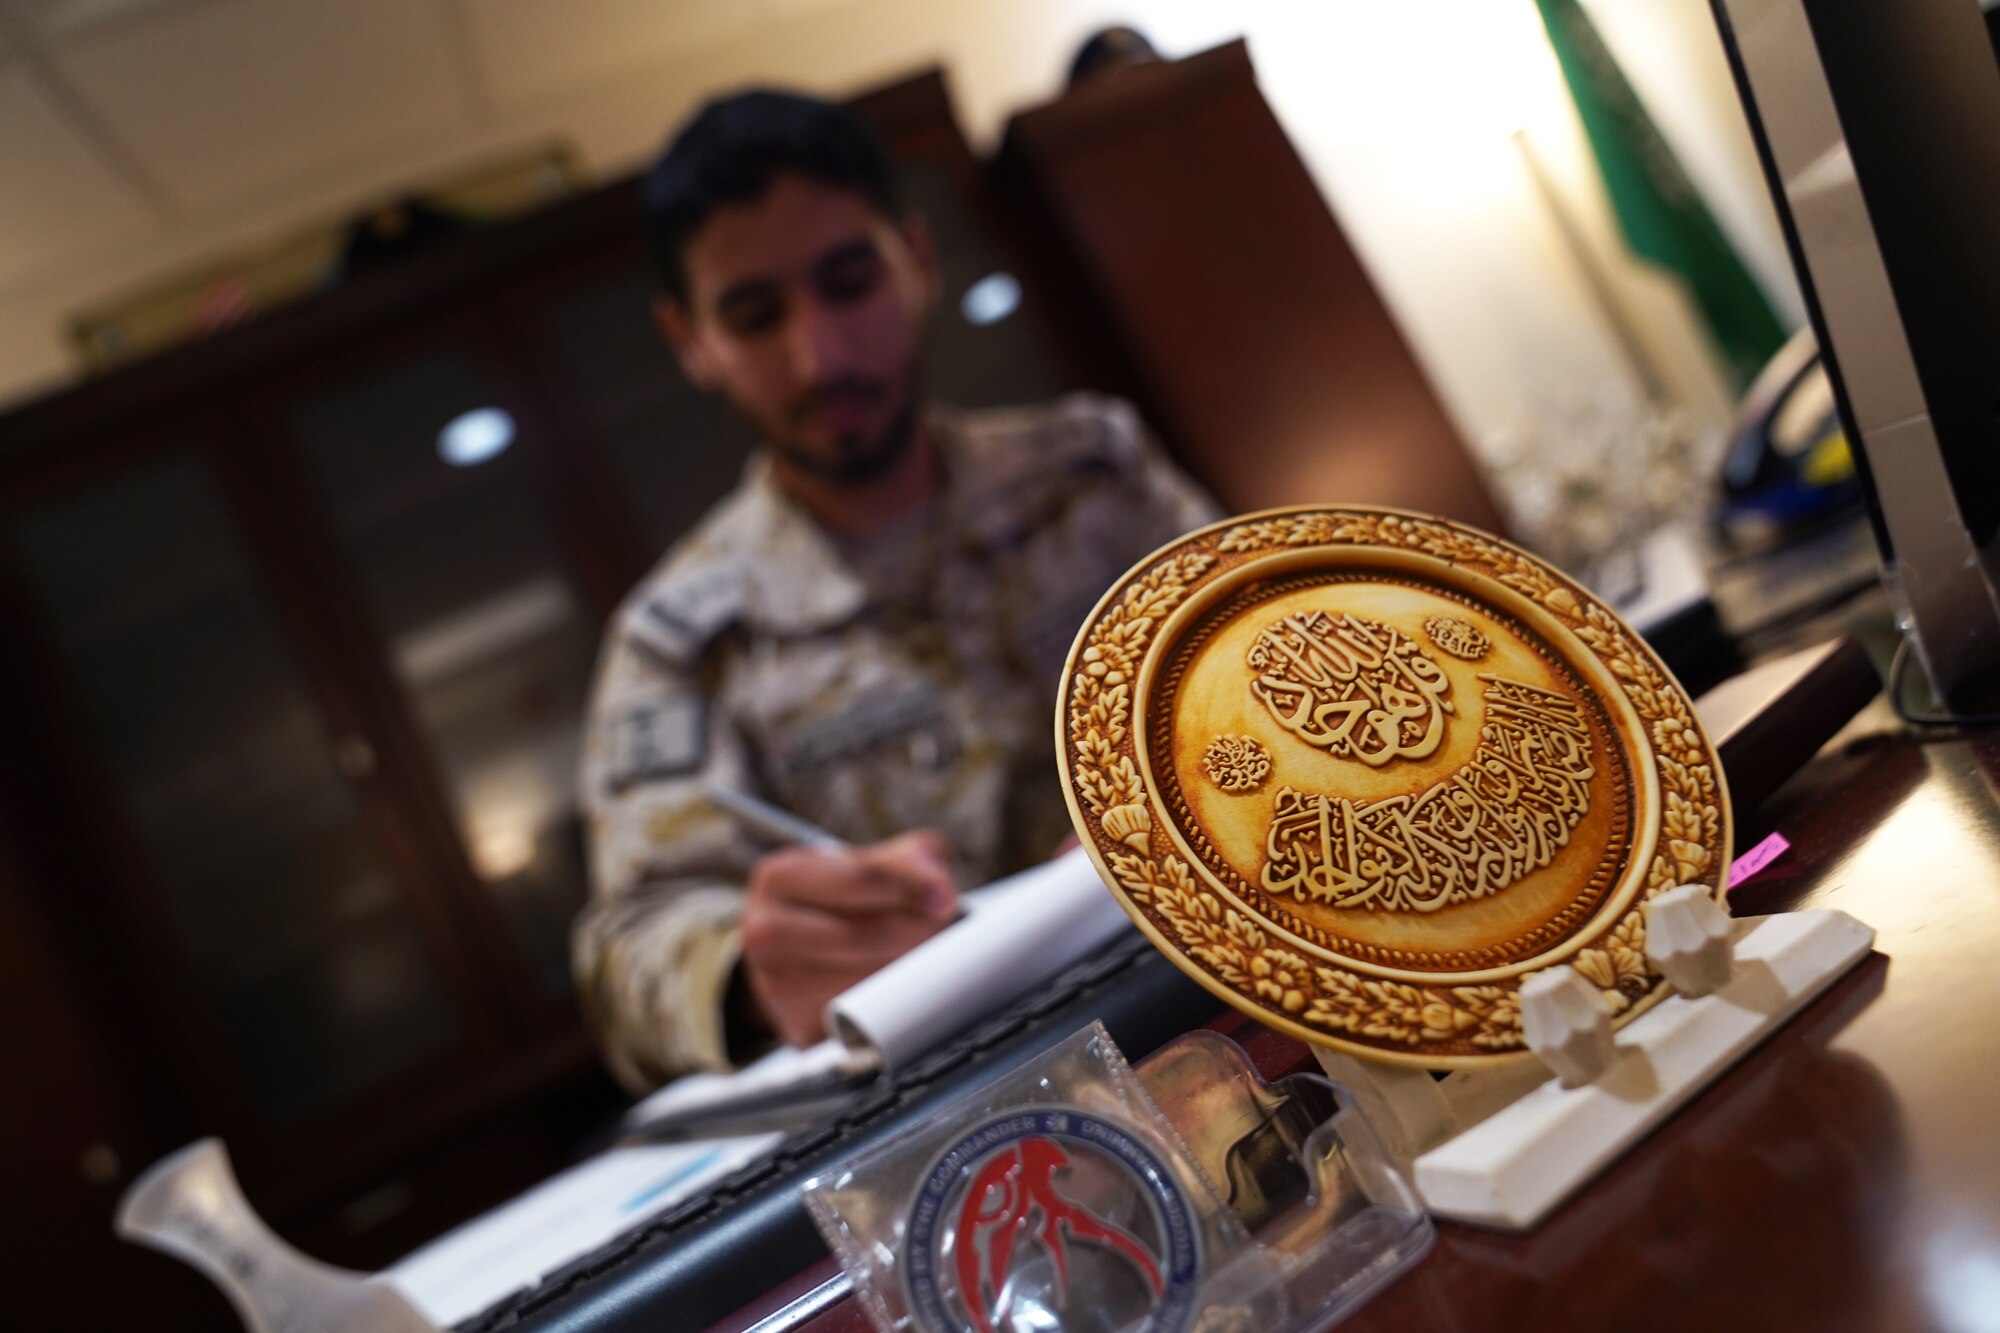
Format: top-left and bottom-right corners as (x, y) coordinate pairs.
(116, 1139), (436, 1333)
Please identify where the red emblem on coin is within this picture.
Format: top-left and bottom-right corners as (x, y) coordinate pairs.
(904, 1108), (1201, 1333)
(953, 1136), (1162, 1333)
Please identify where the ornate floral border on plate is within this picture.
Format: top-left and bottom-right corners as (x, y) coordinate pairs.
(1056, 506), (1732, 1068)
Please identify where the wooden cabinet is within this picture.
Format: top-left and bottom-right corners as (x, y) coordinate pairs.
(0, 69), (1076, 1329)
(999, 41), (1507, 532)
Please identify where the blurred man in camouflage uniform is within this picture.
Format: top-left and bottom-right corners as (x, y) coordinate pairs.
(575, 89), (1216, 1091)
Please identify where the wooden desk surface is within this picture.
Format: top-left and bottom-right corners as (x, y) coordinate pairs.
(1348, 701), (2000, 1332)
(722, 701), (2000, 1333)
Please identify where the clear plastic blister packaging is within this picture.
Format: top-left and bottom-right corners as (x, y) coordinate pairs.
(803, 1023), (1432, 1333)
(1136, 1031), (1435, 1330)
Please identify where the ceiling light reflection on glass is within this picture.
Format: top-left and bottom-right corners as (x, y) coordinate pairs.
(961, 272), (1022, 326)
(437, 407), (516, 466)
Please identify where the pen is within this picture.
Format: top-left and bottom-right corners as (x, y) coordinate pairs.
(705, 783), (970, 923)
(704, 782), (852, 851)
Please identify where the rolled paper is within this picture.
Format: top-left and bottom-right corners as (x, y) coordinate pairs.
(825, 847), (1132, 1068)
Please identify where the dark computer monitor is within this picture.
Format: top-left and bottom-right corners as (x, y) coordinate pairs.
(1708, 0), (2000, 710)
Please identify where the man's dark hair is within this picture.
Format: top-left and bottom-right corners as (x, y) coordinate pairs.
(641, 88), (903, 303)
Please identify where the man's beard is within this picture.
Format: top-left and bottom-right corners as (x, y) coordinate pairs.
(767, 377), (921, 487)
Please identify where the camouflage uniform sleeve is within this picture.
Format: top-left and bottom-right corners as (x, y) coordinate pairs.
(572, 629), (760, 1092)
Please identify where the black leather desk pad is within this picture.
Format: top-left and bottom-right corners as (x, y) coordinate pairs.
(459, 929), (1221, 1331)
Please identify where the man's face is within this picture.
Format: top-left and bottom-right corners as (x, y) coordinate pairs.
(658, 174), (937, 485)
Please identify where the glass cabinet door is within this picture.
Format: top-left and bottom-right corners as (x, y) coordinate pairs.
(896, 160), (1073, 410)
(7, 454), (460, 1125)
(533, 261), (753, 557)
(283, 344), (599, 997)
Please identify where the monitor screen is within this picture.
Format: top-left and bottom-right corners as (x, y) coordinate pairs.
(1708, 0), (2000, 708)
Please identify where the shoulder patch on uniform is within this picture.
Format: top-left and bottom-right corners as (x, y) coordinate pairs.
(626, 565), (744, 669)
(607, 695), (708, 791)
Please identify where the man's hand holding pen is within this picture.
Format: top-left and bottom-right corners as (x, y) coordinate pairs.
(739, 829), (961, 1048)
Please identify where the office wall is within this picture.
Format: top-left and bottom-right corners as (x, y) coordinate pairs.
(0, 0), (1797, 459)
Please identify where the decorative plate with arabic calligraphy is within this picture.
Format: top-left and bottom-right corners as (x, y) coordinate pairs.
(1057, 507), (1731, 1068)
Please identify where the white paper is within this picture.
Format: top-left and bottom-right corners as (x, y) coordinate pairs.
(825, 845), (1132, 1067)
(620, 1037), (860, 1128)
(618, 850), (1131, 1129)
(385, 1131), (781, 1327)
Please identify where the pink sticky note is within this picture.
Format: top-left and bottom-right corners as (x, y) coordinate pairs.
(1728, 831), (1790, 890)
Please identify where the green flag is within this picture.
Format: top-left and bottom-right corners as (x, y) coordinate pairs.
(1533, 0), (1787, 390)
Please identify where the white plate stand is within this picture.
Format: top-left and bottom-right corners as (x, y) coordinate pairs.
(1316, 906), (1877, 1231)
